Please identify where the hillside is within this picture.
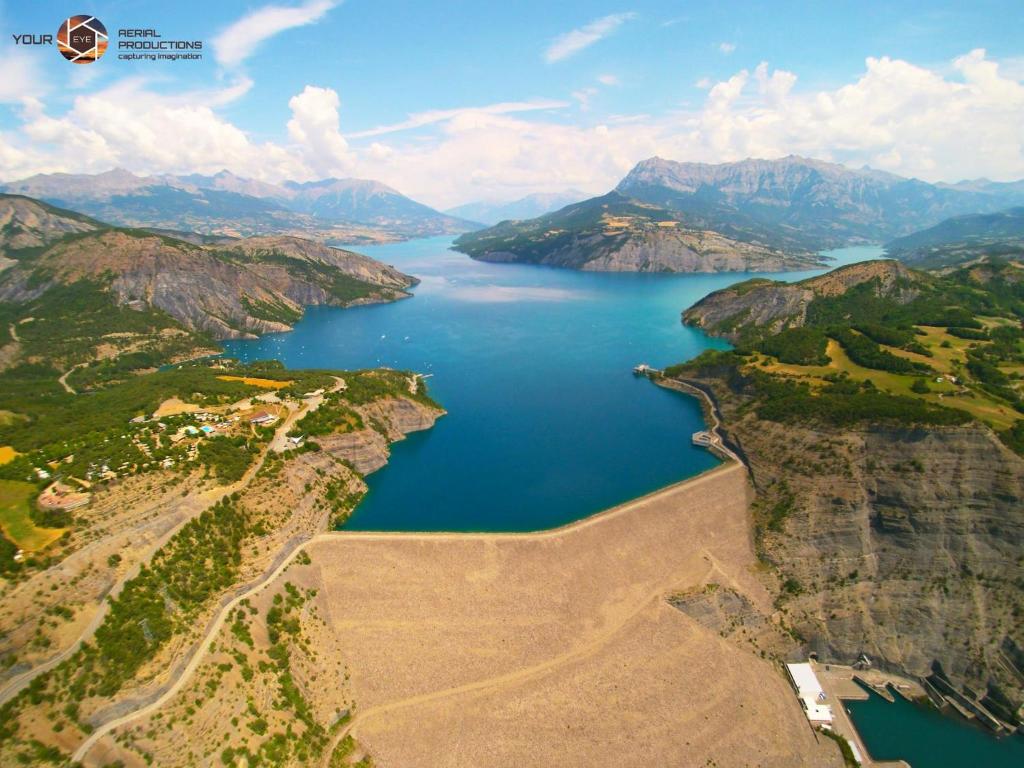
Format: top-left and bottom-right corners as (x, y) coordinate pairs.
(684, 258), (1024, 431)
(456, 156), (1024, 272)
(1, 169), (477, 241)
(665, 256), (1024, 730)
(885, 207), (1024, 268)
(453, 192), (825, 273)
(446, 190), (586, 225)
(683, 260), (926, 342)
(0, 195), (415, 382)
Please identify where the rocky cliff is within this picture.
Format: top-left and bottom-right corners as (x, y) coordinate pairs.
(683, 259), (925, 341)
(0, 196), (417, 341)
(618, 155), (1024, 246)
(320, 396), (444, 475)
(454, 192), (824, 273)
(680, 371), (1024, 724)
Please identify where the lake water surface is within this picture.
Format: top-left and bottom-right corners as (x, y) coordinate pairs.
(224, 237), (881, 531)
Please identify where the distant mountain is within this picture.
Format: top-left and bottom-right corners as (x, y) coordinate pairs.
(0, 194), (416, 358)
(453, 191), (825, 273)
(617, 155), (1024, 247)
(455, 155), (1024, 273)
(283, 178), (478, 234)
(0, 169), (478, 241)
(445, 190), (586, 226)
(885, 207), (1024, 269)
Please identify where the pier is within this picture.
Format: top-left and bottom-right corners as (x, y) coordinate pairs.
(633, 363), (662, 376)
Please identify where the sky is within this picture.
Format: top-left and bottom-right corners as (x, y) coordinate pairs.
(1, 1), (1023, 208)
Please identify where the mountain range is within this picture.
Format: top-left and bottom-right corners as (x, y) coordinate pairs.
(455, 156), (1024, 272)
(0, 169), (479, 242)
(885, 206), (1024, 268)
(445, 190), (587, 226)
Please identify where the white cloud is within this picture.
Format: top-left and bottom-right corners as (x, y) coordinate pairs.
(213, 0), (339, 68)
(0, 48), (44, 104)
(597, 74), (621, 86)
(544, 13), (636, 63)
(1, 50), (1022, 209)
(719, 42), (737, 55)
(286, 85), (353, 176)
(346, 99), (568, 139)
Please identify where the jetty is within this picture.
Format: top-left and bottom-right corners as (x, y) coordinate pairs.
(633, 363), (662, 376)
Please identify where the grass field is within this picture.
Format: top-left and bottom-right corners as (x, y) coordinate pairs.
(0, 480), (67, 552)
(753, 328), (1021, 431)
(216, 375), (292, 389)
(0, 446), (18, 465)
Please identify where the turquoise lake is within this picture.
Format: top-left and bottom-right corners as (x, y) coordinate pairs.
(224, 236), (881, 531)
(846, 687), (1024, 766)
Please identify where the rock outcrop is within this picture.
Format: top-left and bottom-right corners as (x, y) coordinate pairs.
(680, 372), (1024, 722)
(321, 396), (444, 475)
(0, 196), (417, 340)
(454, 191), (824, 273)
(683, 259), (925, 341)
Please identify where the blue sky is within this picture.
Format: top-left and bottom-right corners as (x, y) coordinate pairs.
(1, 1), (1023, 206)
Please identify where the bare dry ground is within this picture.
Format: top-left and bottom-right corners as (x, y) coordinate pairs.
(298, 463), (840, 768)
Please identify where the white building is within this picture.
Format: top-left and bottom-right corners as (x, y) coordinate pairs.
(785, 662), (833, 724)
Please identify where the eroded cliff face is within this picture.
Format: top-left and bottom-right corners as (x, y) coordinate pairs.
(472, 226), (820, 273)
(687, 375), (1024, 719)
(0, 229), (417, 340)
(320, 396), (444, 475)
(683, 259), (925, 342)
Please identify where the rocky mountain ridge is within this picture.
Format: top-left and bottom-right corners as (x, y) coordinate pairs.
(1, 168), (478, 240)
(618, 155), (1024, 246)
(0, 195), (416, 343)
(683, 259), (923, 341)
(456, 155), (1024, 272)
(453, 191), (825, 273)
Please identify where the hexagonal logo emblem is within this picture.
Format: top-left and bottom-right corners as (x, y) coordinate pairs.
(57, 15), (108, 63)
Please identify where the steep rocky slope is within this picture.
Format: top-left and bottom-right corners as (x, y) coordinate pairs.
(684, 259), (924, 342)
(454, 192), (824, 273)
(0, 196), (416, 343)
(619, 155), (1024, 246)
(0, 194), (101, 252)
(670, 365), (1024, 726)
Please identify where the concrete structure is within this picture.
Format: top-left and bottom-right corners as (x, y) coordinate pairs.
(786, 662), (833, 724)
(692, 431), (714, 447)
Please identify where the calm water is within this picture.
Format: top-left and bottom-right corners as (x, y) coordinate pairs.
(846, 687), (1024, 766)
(224, 237), (881, 531)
